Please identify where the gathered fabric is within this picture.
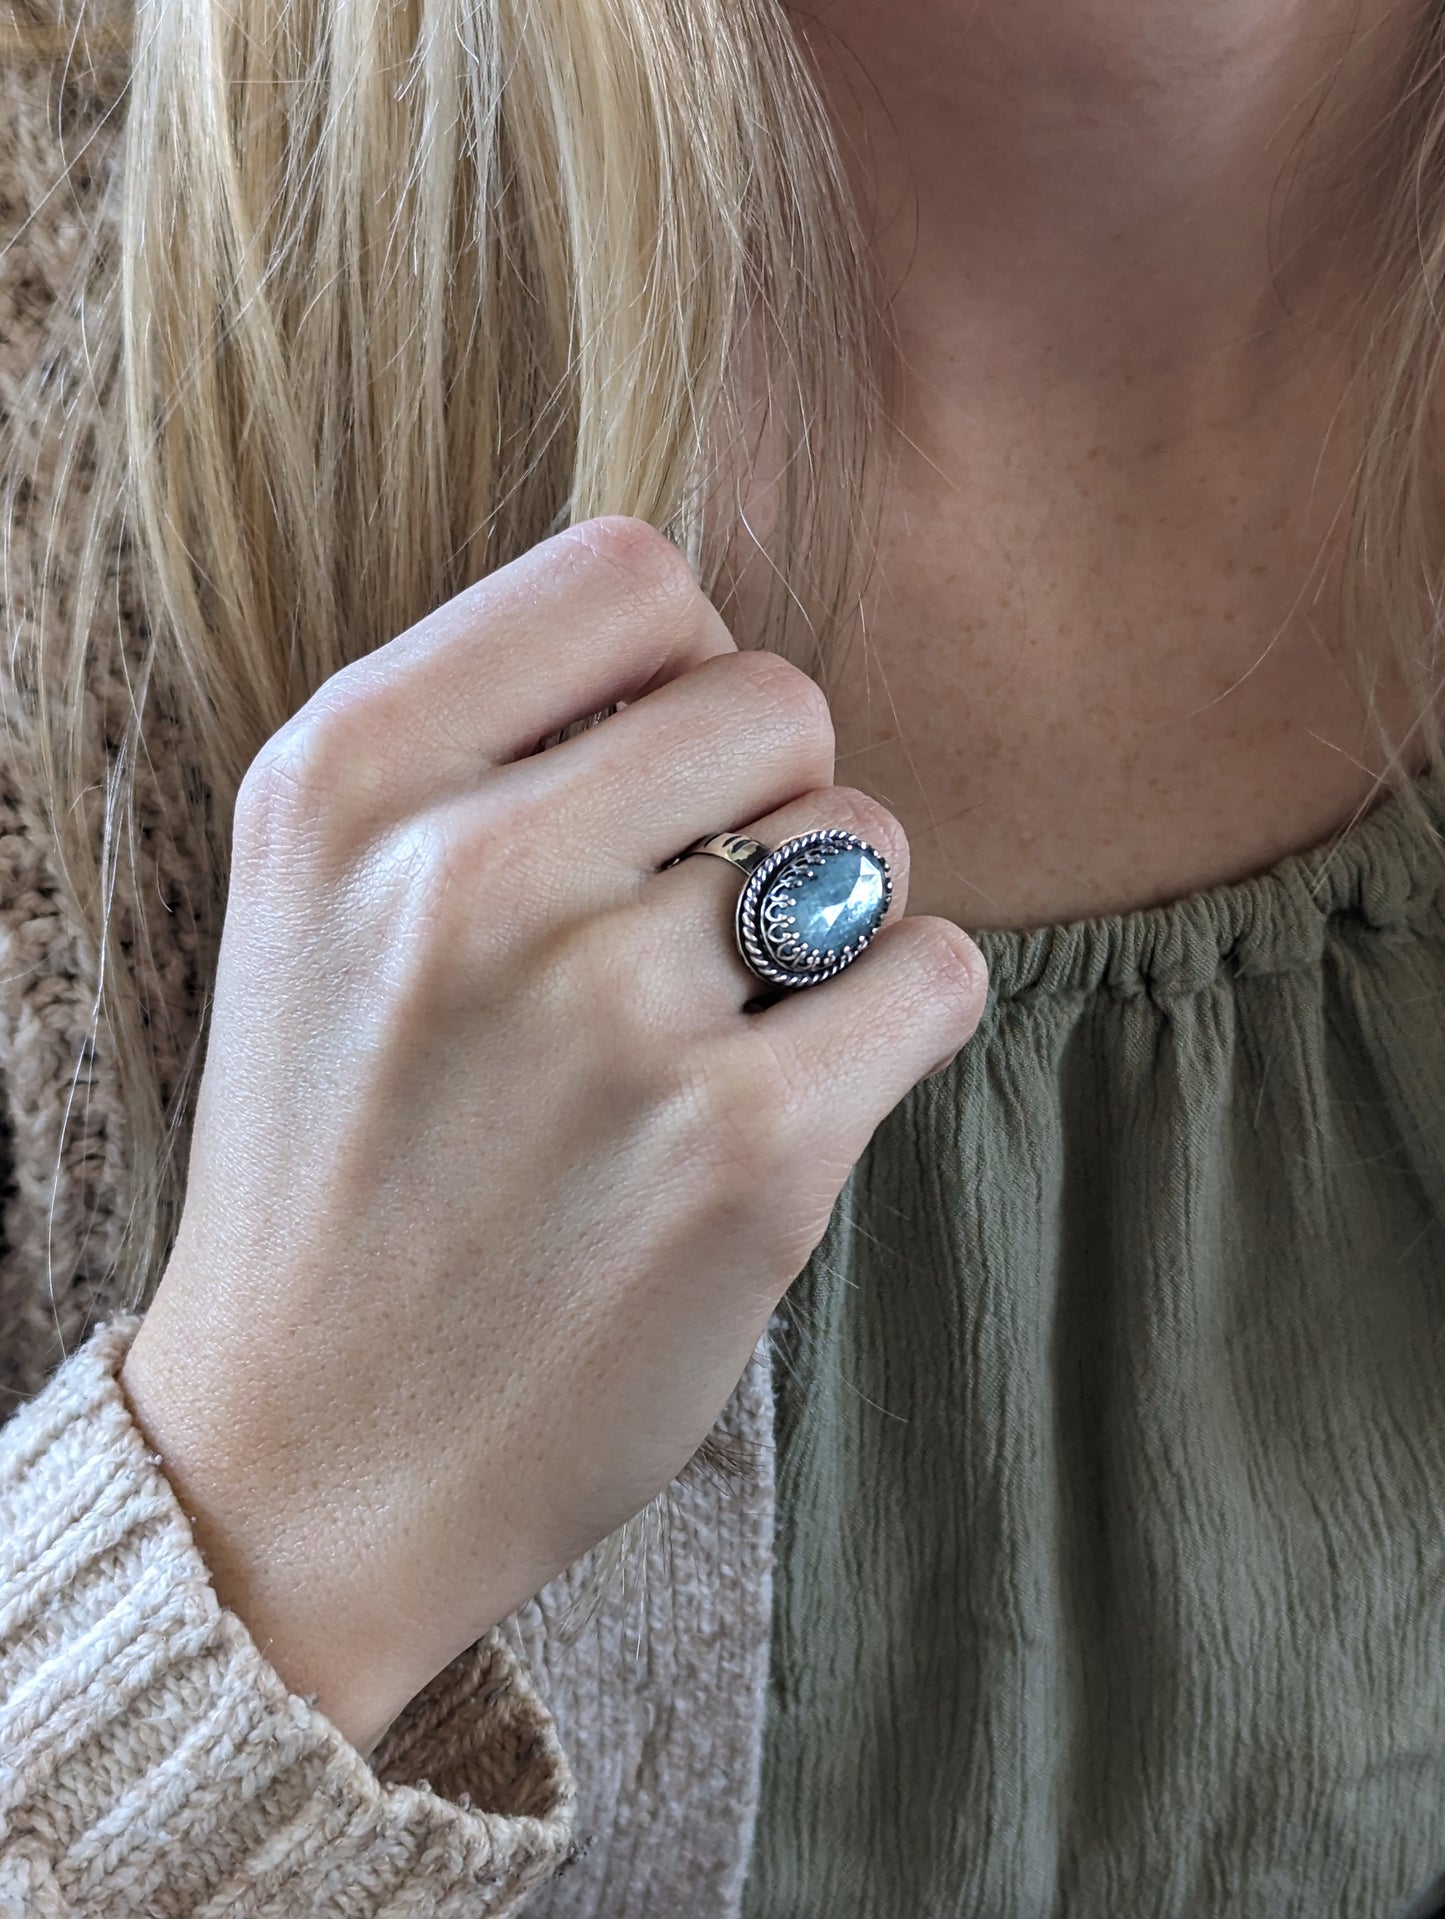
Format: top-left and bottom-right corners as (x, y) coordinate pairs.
(747, 772), (1445, 1917)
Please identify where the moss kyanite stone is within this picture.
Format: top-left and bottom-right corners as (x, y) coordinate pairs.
(775, 846), (887, 958)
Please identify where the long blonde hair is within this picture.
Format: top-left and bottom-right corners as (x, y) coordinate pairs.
(3, 0), (1445, 1327)
(2, 0), (885, 1320)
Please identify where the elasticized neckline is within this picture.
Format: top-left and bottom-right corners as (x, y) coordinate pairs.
(973, 768), (1445, 1003)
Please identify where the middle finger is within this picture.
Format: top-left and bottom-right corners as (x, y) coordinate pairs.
(503, 647), (840, 882)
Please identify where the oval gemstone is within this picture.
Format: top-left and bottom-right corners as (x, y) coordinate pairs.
(767, 845), (886, 961)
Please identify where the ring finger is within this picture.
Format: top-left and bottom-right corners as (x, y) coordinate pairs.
(637, 783), (913, 1019)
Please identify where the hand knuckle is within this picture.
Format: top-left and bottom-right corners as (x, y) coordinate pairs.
(395, 815), (493, 951)
(684, 1033), (826, 1274)
(560, 516), (699, 615)
(235, 722), (329, 862)
(450, 790), (565, 912)
(896, 916), (989, 1012)
(236, 667), (414, 878)
(243, 680), (384, 824)
(727, 650), (836, 759)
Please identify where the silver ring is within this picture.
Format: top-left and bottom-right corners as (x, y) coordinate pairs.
(667, 827), (892, 991)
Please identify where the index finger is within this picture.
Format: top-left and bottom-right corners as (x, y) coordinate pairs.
(317, 516), (739, 804)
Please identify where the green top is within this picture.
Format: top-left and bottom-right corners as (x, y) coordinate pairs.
(743, 770), (1445, 1919)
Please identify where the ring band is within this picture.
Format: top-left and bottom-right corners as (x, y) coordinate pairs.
(667, 827), (892, 991)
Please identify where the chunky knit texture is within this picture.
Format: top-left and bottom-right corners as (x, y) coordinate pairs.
(0, 1318), (575, 1916)
(0, 8), (777, 1914)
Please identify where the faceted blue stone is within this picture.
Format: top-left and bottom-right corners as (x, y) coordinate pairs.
(772, 846), (886, 958)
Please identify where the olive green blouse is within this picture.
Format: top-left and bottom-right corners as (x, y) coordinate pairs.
(743, 770), (1445, 1919)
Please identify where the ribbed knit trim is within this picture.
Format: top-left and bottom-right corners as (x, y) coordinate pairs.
(0, 1317), (577, 1918)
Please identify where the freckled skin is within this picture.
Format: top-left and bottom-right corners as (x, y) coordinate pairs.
(816, 367), (1417, 930)
(762, 0), (1426, 932)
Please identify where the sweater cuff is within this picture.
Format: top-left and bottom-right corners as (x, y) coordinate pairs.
(0, 1316), (576, 1917)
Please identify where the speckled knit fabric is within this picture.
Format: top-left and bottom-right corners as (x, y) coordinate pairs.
(0, 7), (776, 1915)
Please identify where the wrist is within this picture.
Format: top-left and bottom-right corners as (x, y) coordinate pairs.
(118, 1311), (429, 1755)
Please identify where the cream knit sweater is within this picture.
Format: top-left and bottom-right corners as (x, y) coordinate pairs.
(0, 10), (775, 1914)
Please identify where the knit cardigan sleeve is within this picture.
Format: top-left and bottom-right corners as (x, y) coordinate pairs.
(0, 1315), (578, 1917)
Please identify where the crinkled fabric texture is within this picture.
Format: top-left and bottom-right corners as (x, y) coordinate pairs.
(746, 772), (1445, 1919)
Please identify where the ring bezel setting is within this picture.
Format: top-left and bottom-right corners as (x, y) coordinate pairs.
(734, 828), (892, 990)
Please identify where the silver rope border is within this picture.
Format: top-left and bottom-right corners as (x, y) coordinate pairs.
(735, 828), (892, 991)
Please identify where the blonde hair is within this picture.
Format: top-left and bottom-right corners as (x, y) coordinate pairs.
(3, 0), (887, 1323)
(3, 0), (1445, 1324)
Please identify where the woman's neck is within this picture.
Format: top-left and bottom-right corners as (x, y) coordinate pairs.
(748, 0), (1435, 931)
(800, 0), (1414, 378)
